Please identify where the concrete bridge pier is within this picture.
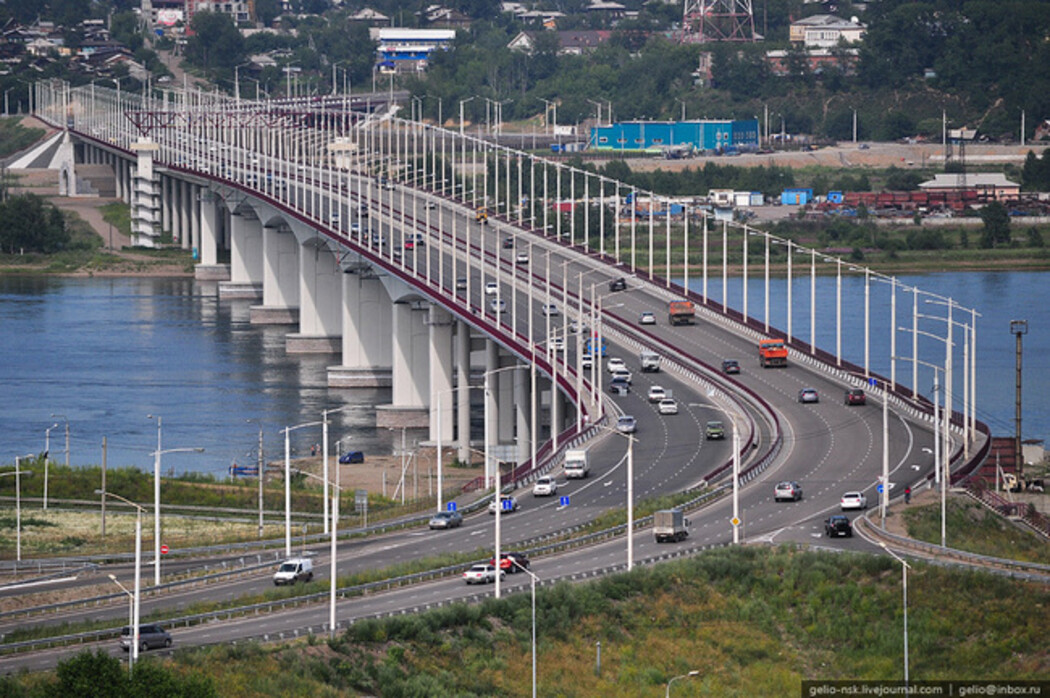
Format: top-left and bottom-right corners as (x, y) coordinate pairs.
(250, 224), (299, 325)
(194, 191), (230, 280)
(328, 267), (392, 387)
(219, 209), (264, 300)
(377, 293), (429, 428)
(456, 319), (472, 464)
(287, 239), (341, 353)
(428, 306), (454, 445)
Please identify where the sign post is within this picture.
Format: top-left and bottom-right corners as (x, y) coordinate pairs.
(355, 489), (368, 528)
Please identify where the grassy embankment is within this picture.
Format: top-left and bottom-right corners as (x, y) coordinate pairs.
(5, 546), (1048, 697)
(902, 497), (1050, 565)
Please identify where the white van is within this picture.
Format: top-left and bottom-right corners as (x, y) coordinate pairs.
(564, 449), (589, 479)
(273, 557), (314, 586)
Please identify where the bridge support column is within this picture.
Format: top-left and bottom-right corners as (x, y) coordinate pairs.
(194, 191), (229, 280)
(456, 320), (472, 464)
(484, 340), (499, 483)
(178, 180), (192, 248)
(429, 306), (454, 444)
(377, 301), (429, 428)
(328, 271), (391, 387)
(130, 139), (160, 248)
(160, 176), (172, 236)
(250, 225), (299, 325)
(287, 243), (341, 353)
(219, 211), (263, 300)
(188, 184), (201, 256)
(515, 366), (531, 466)
(498, 355), (515, 443)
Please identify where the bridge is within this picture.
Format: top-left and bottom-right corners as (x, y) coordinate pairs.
(0, 78), (992, 668)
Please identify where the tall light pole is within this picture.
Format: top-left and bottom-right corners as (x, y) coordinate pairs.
(146, 414), (204, 586)
(96, 490), (145, 672)
(691, 399), (745, 544)
(511, 559), (542, 698)
(234, 61), (252, 101)
(281, 420), (325, 557)
(246, 419), (265, 538)
(322, 406), (354, 535)
(3, 457), (33, 562)
(291, 467), (343, 640)
(485, 364), (526, 599)
(459, 96), (474, 136)
(108, 574), (134, 674)
(1011, 320), (1027, 479)
(880, 543), (911, 686)
(43, 420), (61, 509)
(666, 670), (700, 697)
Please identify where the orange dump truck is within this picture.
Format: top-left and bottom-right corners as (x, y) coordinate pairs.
(758, 339), (788, 368)
(668, 300), (696, 326)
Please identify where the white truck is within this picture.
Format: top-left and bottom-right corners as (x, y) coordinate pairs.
(563, 448), (590, 479)
(640, 350), (661, 373)
(273, 557), (314, 586)
(653, 509), (689, 543)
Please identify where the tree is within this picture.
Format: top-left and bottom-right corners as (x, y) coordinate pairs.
(48, 650), (128, 698)
(0, 194), (71, 253)
(184, 11), (245, 73)
(978, 201), (1010, 248)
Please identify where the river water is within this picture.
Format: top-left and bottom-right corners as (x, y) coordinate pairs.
(0, 271), (1047, 474)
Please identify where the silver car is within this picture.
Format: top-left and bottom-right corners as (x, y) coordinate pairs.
(429, 511), (463, 529)
(121, 624), (172, 653)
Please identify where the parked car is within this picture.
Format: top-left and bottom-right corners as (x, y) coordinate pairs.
(722, 359), (740, 374)
(338, 450), (364, 464)
(798, 388), (819, 404)
(606, 357), (626, 373)
(774, 481), (803, 502)
(491, 551), (530, 573)
(824, 514), (853, 537)
(639, 311), (656, 325)
(845, 389), (866, 406)
(647, 385), (667, 403)
(121, 624), (172, 652)
(658, 399), (678, 415)
(609, 277), (627, 291)
(616, 415), (637, 434)
(463, 563), (504, 584)
(488, 495), (520, 514)
(533, 475), (558, 496)
(840, 491), (868, 510)
(705, 420), (725, 440)
(429, 511), (463, 529)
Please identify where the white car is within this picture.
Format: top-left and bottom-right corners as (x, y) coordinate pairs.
(607, 357), (627, 374)
(639, 311), (656, 325)
(533, 476), (558, 496)
(581, 354), (594, 370)
(840, 491), (868, 510)
(611, 368), (632, 384)
(515, 251), (529, 265)
(616, 415), (637, 434)
(485, 281), (499, 295)
(463, 563), (504, 584)
(658, 398), (678, 415)
(542, 303), (559, 317)
(550, 337), (565, 352)
(488, 495), (520, 514)
(647, 385), (667, 403)
(490, 298), (507, 313)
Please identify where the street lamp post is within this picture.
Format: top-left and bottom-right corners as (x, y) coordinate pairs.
(281, 420), (325, 557)
(880, 543), (911, 686)
(96, 490), (144, 671)
(49, 413), (69, 507)
(108, 574), (135, 674)
(322, 406), (354, 535)
(43, 420), (61, 509)
(291, 467), (343, 640)
(146, 414), (204, 586)
(666, 669), (700, 697)
(3, 457), (33, 562)
(511, 559), (542, 698)
(459, 96), (475, 136)
(246, 419), (265, 538)
(484, 364), (527, 599)
(691, 399), (744, 543)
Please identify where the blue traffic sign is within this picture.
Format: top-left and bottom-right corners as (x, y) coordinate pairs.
(877, 483), (884, 493)
(559, 495), (570, 506)
(446, 501), (457, 512)
(868, 377), (877, 387)
(502, 499), (514, 511)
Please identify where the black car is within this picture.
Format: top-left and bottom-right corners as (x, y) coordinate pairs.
(339, 450), (364, 464)
(845, 389), (866, 406)
(722, 359), (740, 374)
(609, 277), (627, 292)
(824, 515), (853, 538)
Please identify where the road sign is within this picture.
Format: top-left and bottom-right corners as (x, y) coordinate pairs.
(502, 498), (514, 511)
(160, 545), (169, 555)
(877, 483), (884, 493)
(354, 489), (368, 512)
(559, 495), (570, 506)
(447, 501), (457, 512)
(731, 517), (740, 527)
(868, 377), (877, 387)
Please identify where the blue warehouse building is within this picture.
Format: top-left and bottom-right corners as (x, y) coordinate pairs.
(589, 120), (760, 154)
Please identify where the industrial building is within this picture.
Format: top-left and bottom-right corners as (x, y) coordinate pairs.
(589, 119), (760, 155)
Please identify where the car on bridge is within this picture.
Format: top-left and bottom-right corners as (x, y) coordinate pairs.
(658, 399), (679, 415)
(489, 495), (520, 514)
(485, 281), (499, 295)
(516, 251), (529, 265)
(647, 386), (667, 403)
(824, 515), (853, 537)
(722, 359), (740, 374)
(429, 511), (463, 529)
(542, 303), (559, 316)
(705, 421), (725, 440)
(490, 298), (507, 313)
(503, 237), (514, 249)
(774, 481), (803, 502)
(609, 379), (629, 396)
(609, 277), (627, 291)
(611, 368), (632, 384)
(840, 492), (868, 510)
(845, 389), (866, 406)
(606, 357), (627, 373)
(639, 311), (656, 325)
(456, 277), (468, 291)
(533, 475), (558, 496)
(463, 563), (504, 584)
(616, 415), (637, 434)
(798, 388), (819, 404)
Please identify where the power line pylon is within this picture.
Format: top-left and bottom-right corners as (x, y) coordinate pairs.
(681, 0), (757, 44)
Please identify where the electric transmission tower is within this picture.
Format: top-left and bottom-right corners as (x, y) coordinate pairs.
(681, 0), (757, 43)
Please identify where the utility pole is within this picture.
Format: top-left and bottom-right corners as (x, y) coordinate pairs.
(101, 436), (107, 537)
(1011, 320), (1027, 478)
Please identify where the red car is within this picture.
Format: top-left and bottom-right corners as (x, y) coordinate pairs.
(845, 389), (866, 406)
(490, 551), (530, 573)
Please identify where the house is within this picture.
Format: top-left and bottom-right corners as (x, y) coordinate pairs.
(766, 47), (860, 76)
(420, 5), (473, 29)
(584, 0), (627, 19)
(347, 8), (392, 26)
(373, 28), (456, 73)
(919, 173), (1020, 200)
(509, 30), (613, 55)
(789, 14), (865, 47)
(1033, 120), (1050, 141)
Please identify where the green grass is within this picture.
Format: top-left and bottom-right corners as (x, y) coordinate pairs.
(901, 497), (1050, 565)
(7, 546), (1047, 696)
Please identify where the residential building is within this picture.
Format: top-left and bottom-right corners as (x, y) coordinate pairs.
(788, 14), (865, 47)
(373, 28), (456, 73)
(919, 173), (1020, 200)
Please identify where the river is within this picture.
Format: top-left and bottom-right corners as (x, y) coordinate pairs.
(0, 270), (1046, 474)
